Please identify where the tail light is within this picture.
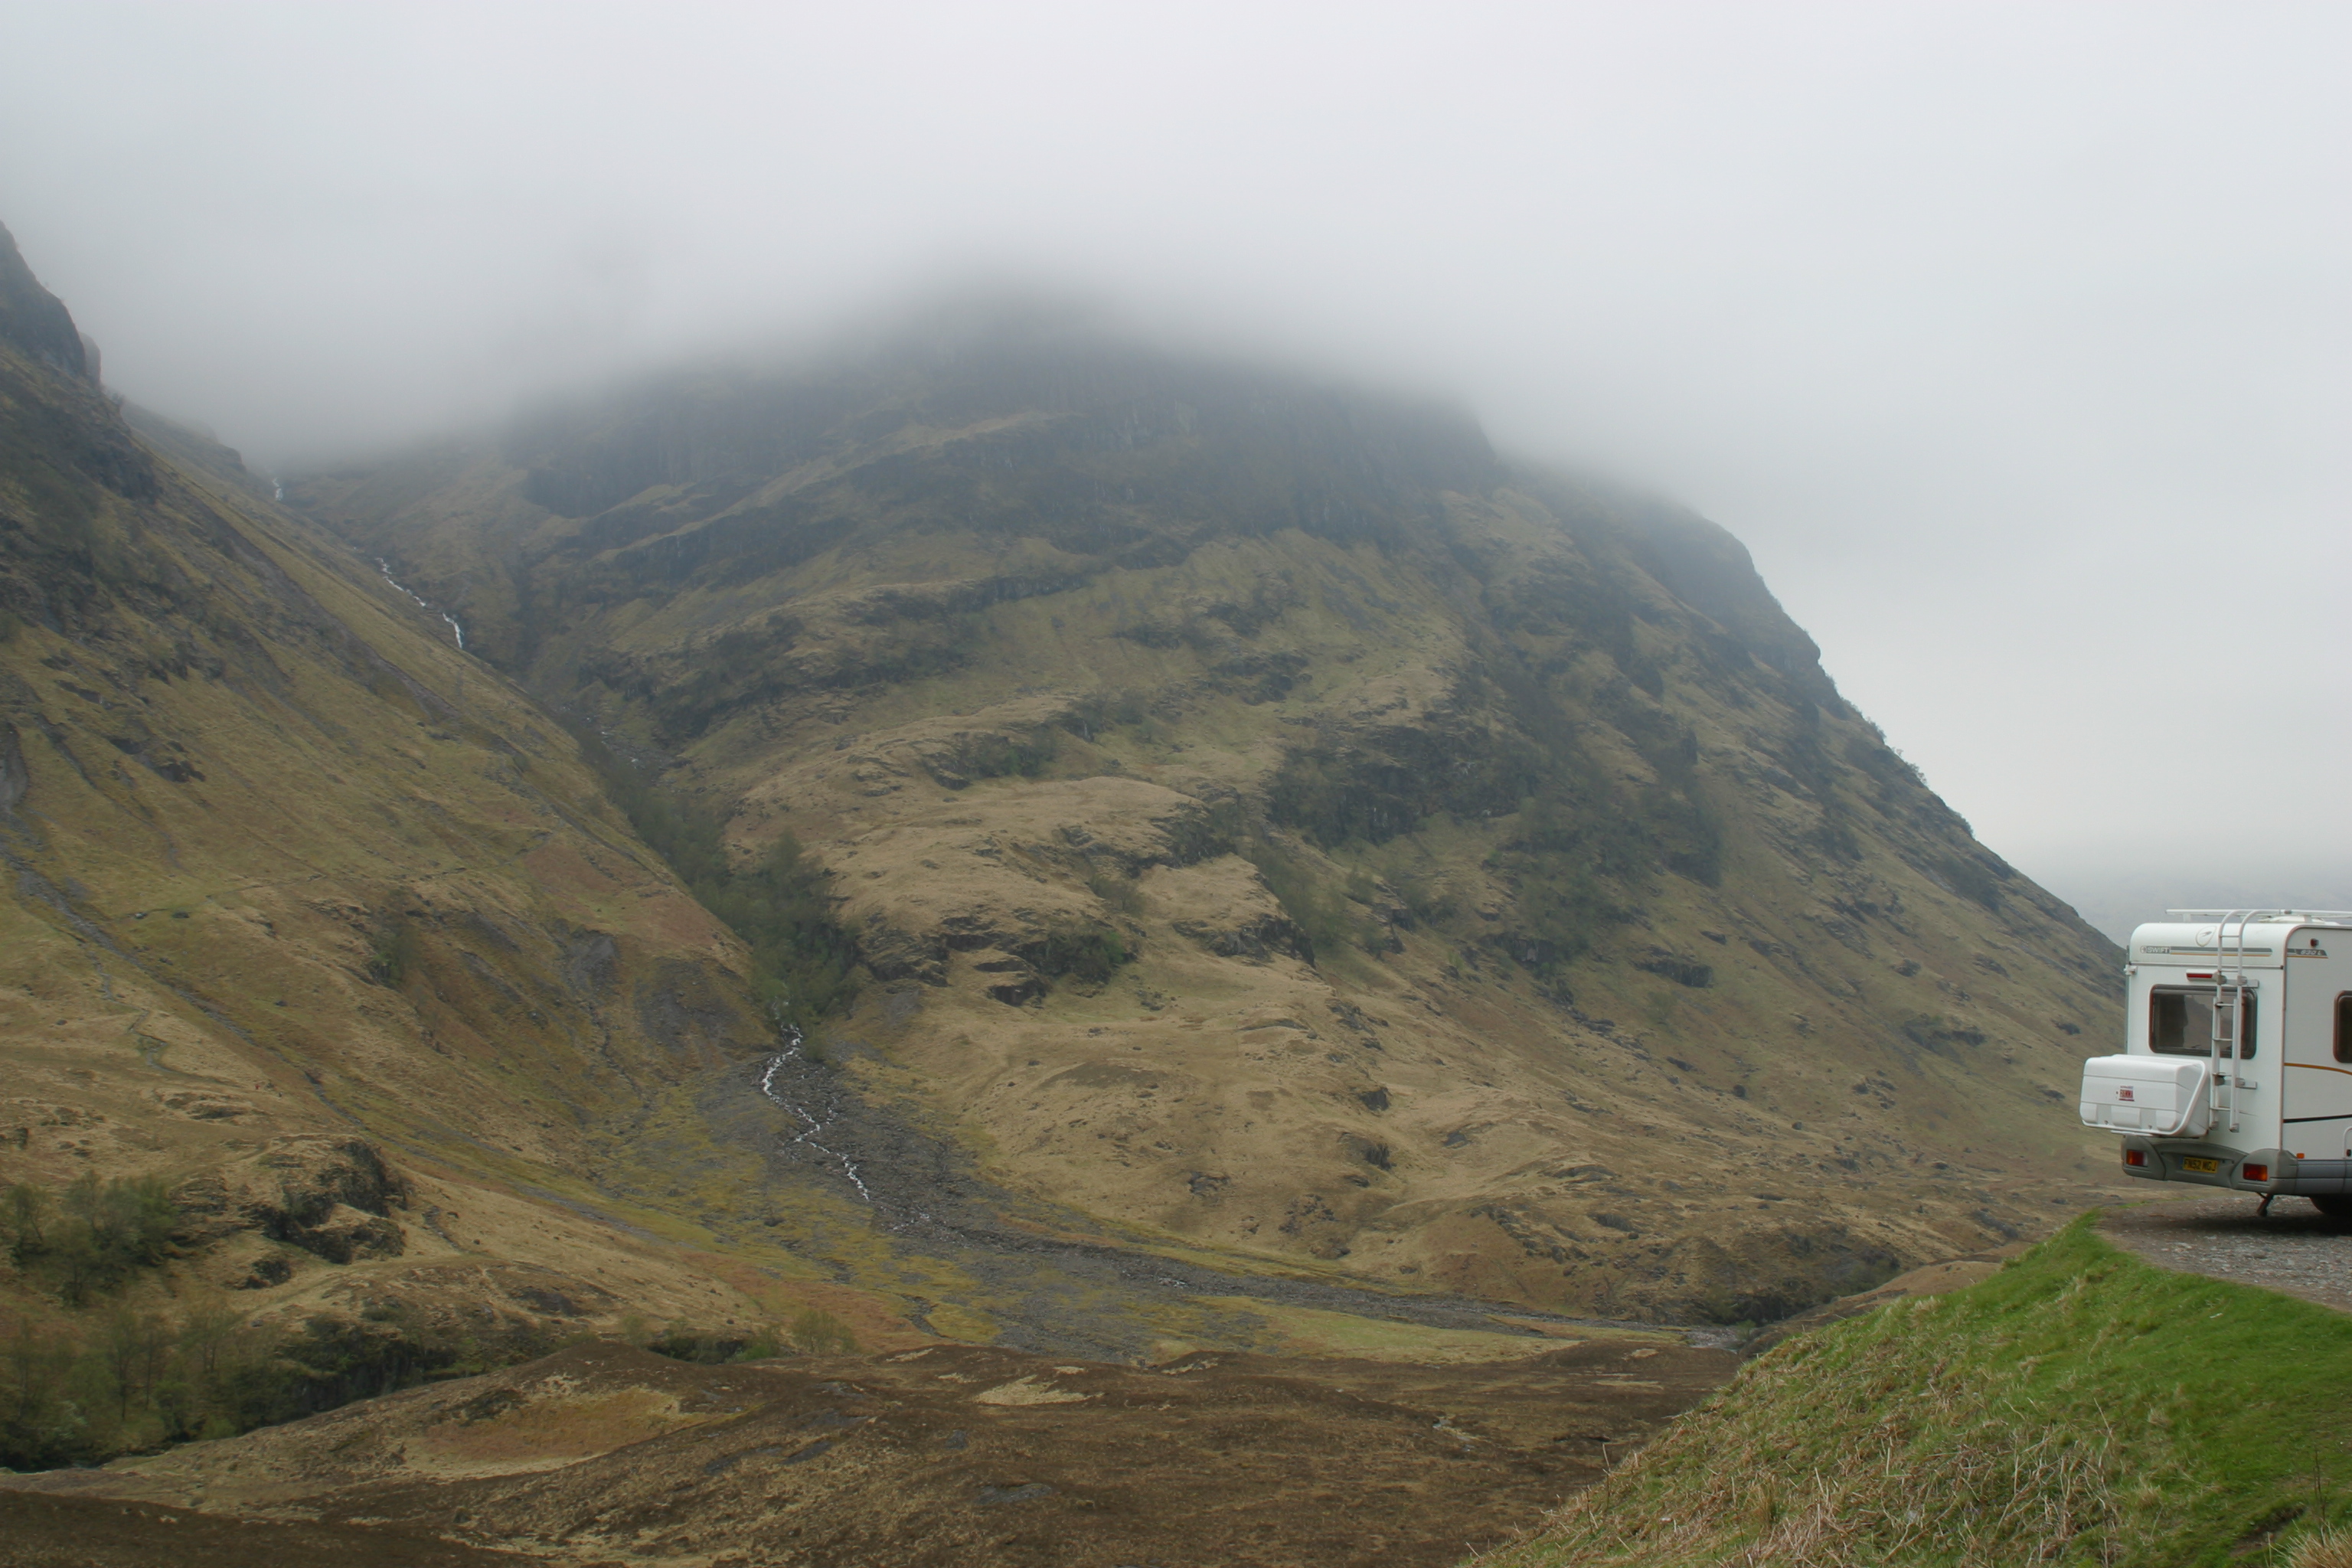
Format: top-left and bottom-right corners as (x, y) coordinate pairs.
(2242, 1163), (2269, 1182)
(2123, 1148), (2147, 1168)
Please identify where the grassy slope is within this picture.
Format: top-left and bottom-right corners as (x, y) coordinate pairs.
(0, 374), (756, 1178)
(0, 313), (929, 1376)
(292, 332), (2137, 1323)
(1482, 1215), (2352, 1566)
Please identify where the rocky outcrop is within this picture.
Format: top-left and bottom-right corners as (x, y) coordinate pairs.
(0, 220), (87, 379)
(822, 775), (1209, 993)
(170, 1135), (410, 1263)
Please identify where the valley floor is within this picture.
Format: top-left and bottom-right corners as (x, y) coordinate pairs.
(16, 1196), (2352, 1566)
(1, 1332), (1731, 1566)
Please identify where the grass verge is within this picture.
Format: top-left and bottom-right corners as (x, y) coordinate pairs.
(1476, 1214), (2352, 1566)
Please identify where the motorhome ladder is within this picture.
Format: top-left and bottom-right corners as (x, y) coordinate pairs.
(2213, 909), (2259, 1135)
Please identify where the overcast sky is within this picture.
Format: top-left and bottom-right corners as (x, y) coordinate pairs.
(2, 1), (2345, 939)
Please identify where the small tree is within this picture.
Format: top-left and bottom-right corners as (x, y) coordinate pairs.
(99, 1304), (172, 1421)
(2, 1183), (48, 1259)
(175, 1292), (243, 1382)
(788, 1306), (857, 1356)
(0, 1313), (84, 1468)
(368, 919), (424, 986)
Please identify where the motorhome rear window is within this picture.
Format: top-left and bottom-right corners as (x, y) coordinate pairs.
(2337, 994), (2352, 1064)
(2150, 987), (2257, 1058)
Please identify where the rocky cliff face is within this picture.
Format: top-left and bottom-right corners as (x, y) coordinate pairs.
(0, 222), (88, 381)
(297, 312), (2127, 1322)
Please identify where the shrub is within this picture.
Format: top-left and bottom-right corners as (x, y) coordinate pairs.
(1, 1176), (575, 1468)
(3, 1182), (51, 1257)
(1391, 874), (1458, 929)
(366, 919), (423, 986)
(1034, 921), (1132, 985)
(8, 1175), (179, 1306)
(948, 727), (1057, 782)
(1243, 841), (1384, 962)
(644, 1327), (753, 1364)
(1086, 869), (1145, 918)
(641, 1315), (848, 1363)
(0, 1293), (558, 1470)
(788, 1307), (857, 1356)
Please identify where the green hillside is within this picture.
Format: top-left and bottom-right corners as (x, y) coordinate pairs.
(1481, 1217), (2352, 1566)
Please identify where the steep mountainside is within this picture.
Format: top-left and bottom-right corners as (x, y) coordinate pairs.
(0, 221), (837, 1365)
(297, 309), (2128, 1322)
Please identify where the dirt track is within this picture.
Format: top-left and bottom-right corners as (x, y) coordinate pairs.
(2100, 1194), (2352, 1313)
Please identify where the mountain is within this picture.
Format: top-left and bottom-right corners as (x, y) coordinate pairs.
(0, 218), (2147, 1564)
(291, 303), (2129, 1326)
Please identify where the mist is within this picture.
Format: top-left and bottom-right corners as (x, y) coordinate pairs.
(2, 1), (2344, 933)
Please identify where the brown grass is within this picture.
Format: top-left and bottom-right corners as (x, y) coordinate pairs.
(1516, 1389), (2155, 1567)
(2290, 1525), (2352, 1568)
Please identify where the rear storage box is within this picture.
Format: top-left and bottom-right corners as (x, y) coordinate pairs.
(2079, 1054), (2211, 1136)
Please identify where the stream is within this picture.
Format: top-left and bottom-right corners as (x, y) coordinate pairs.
(757, 1023), (875, 1204)
(374, 557), (467, 649)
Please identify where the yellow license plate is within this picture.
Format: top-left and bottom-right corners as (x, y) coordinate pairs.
(2181, 1157), (2223, 1174)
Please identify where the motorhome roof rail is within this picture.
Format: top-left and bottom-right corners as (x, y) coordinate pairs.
(2164, 909), (2352, 922)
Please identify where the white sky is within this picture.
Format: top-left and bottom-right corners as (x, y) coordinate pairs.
(2, 2), (2345, 938)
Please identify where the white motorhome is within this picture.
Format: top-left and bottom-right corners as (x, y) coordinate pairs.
(2079, 911), (2352, 1215)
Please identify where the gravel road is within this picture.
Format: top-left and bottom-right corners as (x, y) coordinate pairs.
(2099, 1194), (2352, 1313)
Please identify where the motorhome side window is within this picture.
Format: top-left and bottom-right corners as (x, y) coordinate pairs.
(2148, 987), (2257, 1058)
(2337, 993), (2352, 1064)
